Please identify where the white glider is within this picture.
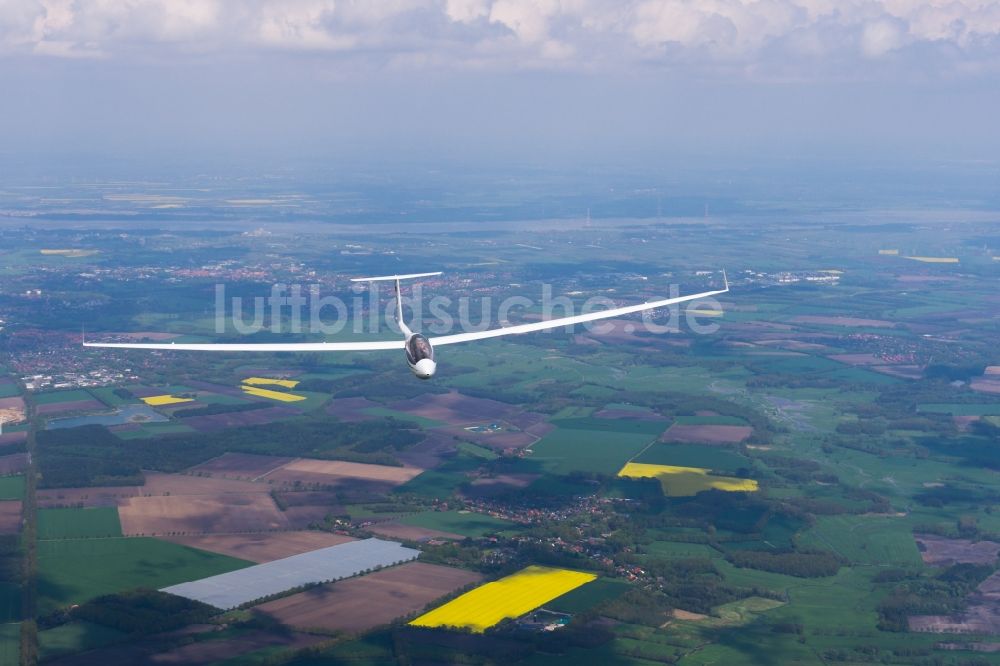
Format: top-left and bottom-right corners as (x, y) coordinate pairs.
(84, 270), (728, 379)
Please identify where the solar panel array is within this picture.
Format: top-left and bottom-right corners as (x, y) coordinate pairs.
(161, 537), (420, 609)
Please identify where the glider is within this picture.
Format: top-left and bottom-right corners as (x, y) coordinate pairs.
(84, 271), (729, 379)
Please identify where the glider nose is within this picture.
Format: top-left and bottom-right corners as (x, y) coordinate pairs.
(413, 358), (436, 379)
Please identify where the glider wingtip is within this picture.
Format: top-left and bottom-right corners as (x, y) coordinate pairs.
(351, 271), (443, 282)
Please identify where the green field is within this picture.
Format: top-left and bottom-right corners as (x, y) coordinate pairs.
(0, 382), (18, 399)
(0, 477), (24, 501)
(633, 444), (749, 472)
(527, 426), (659, 476)
(0, 583), (20, 623)
(88, 386), (135, 408)
(34, 389), (95, 405)
(185, 391), (254, 406)
(38, 621), (126, 662)
(639, 541), (719, 559)
(0, 623), (18, 666)
(457, 442), (499, 460)
(544, 577), (631, 613)
(548, 418), (667, 436)
(398, 510), (514, 537)
(714, 562), (883, 640)
(795, 515), (923, 567)
(38, 507), (123, 539)
(37, 537), (251, 613)
(918, 403), (1000, 416)
(395, 454), (480, 499)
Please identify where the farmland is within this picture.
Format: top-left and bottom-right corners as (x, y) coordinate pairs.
(37, 537), (252, 613)
(398, 509), (515, 538)
(525, 421), (663, 476)
(410, 566), (597, 632)
(0, 477), (23, 501)
(5, 188), (1000, 664)
(37, 507), (122, 539)
(258, 562), (482, 633)
(618, 462), (758, 496)
(0, 502), (22, 534)
(118, 492), (289, 535)
(162, 531), (356, 563)
(141, 394), (194, 406)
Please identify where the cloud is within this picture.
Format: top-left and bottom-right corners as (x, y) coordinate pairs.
(1, 0), (999, 78)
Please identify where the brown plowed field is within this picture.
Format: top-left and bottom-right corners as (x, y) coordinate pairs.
(0, 501), (22, 534)
(0, 431), (27, 447)
(916, 535), (1000, 566)
(828, 353), (881, 365)
(161, 531), (356, 563)
(0, 453), (28, 474)
(141, 472), (270, 495)
(0, 396), (26, 424)
(326, 396), (379, 421)
(388, 391), (519, 425)
(258, 562), (482, 632)
(284, 505), (335, 528)
(971, 378), (1000, 394)
(661, 424), (752, 444)
(594, 409), (667, 421)
(119, 493), (289, 535)
(37, 484), (141, 508)
(367, 523), (465, 542)
(791, 315), (894, 328)
(396, 431), (460, 468)
(181, 406), (302, 432)
(265, 459), (423, 487)
(505, 410), (549, 430)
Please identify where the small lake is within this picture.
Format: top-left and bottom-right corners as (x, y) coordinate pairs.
(46, 404), (169, 430)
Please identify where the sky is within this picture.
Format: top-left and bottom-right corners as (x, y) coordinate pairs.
(2, 1), (1000, 173)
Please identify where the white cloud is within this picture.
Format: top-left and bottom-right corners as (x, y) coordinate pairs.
(860, 16), (907, 57)
(1, 0), (998, 77)
(446, 0), (490, 23)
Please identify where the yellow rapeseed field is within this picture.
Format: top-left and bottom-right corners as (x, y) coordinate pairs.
(409, 565), (596, 632)
(618, 462), (758, 497)
(240, 385), (307, 402)
(141, 394), (194, 406)
(242, 377), (300, 388)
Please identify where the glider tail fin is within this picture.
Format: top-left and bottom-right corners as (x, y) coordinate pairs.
(350, 272), (441, 337)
